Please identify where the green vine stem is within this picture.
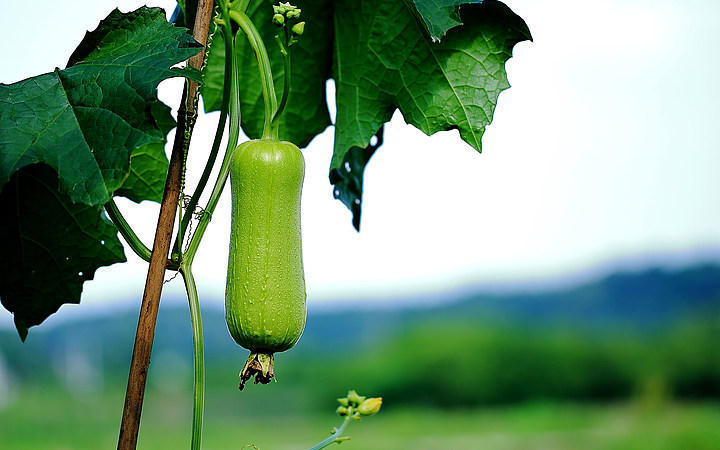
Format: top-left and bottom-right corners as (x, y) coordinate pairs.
(308, 416), (353, 450)
(271, 33), (291, 130)
(172, 11), (236, 264)
(104, 199), (152, 263)
(181, 1), (243, 264)
(215, 0), (242, 154)
(228, 9), (279, 140)
(183, 145), (233, 263)
(171, 3), (241, 446)
(308, 392), (382, 449)
(180, 264), (205, 450)
(231, 0), (251, 12)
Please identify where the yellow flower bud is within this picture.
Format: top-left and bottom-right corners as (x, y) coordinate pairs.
(357, 397), (382, 416)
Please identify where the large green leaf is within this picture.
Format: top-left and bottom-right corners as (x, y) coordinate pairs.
(0, 6), (202, 206)
(0, 7), (202, 339)
(201, 0), (530, 229)
(0, 164), (126, 341)
(330, 0), (531, 229)
(332, 0), (531, 163)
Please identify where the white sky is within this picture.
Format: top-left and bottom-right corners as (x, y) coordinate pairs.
(1, 0), (719, 327)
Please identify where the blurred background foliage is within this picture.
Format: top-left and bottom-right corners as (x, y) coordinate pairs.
(1, 264), (719, 448)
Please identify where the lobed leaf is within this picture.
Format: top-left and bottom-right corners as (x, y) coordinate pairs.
(0, 6), (202, 206)
(332, 0), (531, 164)
(331, 0), (530, 228)
(0, 7), (201, 338)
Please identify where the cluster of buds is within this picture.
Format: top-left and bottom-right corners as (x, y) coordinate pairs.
(272, 2), (305, 45)
(335, 390), (382, 418)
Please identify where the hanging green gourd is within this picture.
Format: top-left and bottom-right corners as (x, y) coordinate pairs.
(224, 3), (307, 389)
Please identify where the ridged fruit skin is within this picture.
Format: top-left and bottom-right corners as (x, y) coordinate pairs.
(225, 139), (306, 354)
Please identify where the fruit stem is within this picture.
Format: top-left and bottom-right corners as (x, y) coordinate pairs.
(229, 9), (279, 140)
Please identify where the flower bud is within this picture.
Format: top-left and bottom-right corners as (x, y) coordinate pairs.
(336, 397), (349, 407)
(291, 21), (305, 36)
(286, 8), (301, 19)
(357, 397), (382, 416)
(274, 2), (290, 14)
(346, 390), (366, 407)
(335, 406), (349, 416)
(272, 14), (285, 26)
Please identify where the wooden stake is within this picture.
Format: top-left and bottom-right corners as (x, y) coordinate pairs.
(117, 2), (215, 448)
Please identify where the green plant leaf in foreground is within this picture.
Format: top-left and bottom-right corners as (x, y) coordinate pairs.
(0, 7), (202, 338)
(331, 0), (532, 159)
(201, 0), (530, 229)
(332, 0), (531, 228)
(0, 6), (202, 207)
(0, 164), (126, 340)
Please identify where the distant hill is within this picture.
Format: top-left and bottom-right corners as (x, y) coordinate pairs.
(298, 264), (720, 351)
(441, 264), (720, 326)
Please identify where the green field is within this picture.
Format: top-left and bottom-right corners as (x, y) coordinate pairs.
(2, 385), (719, 450)
(2, 267), (719, 449)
